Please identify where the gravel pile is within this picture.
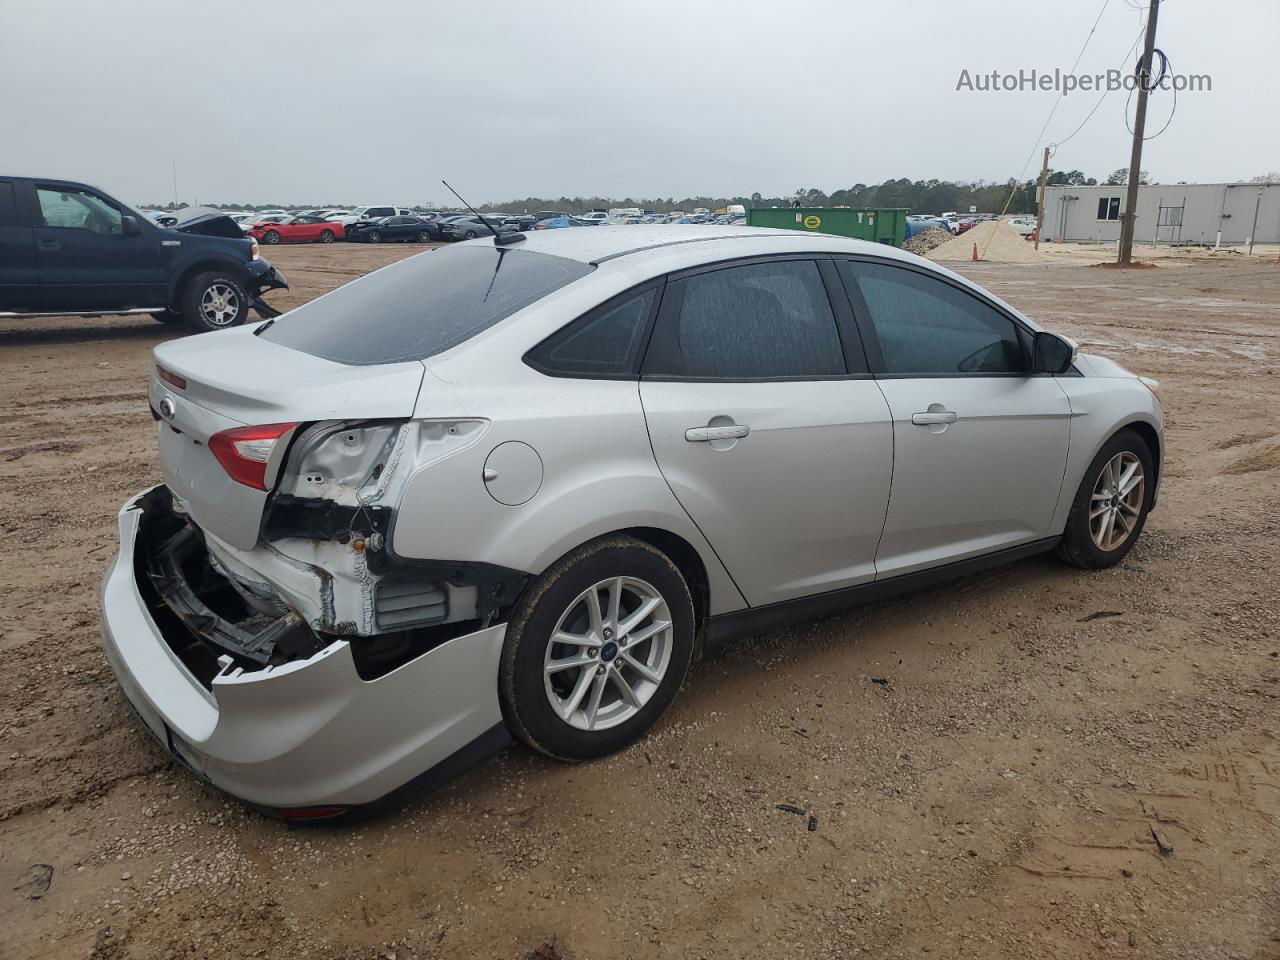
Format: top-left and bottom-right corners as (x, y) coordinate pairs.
(929, 219), (1044, 263)
(903, 226), (952, 256)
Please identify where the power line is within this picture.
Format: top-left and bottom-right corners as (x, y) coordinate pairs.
(1013, 0), (1114, 184)
(1050, 17), (1149, 150)
(984, 0), (1115, 251)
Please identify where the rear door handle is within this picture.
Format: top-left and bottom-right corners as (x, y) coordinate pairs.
(38, 239), (60, 251)
(911, 411), (958, 425)
(685, 424), (750, 442)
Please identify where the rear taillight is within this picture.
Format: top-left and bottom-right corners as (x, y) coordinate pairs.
(156, 365), (187, 390)
(208, 422), (297, 491)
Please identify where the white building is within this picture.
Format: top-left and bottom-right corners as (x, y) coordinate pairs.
(1041, 181), (1280, 246)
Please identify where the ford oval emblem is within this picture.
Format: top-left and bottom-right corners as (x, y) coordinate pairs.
(159, 396), (177, 421)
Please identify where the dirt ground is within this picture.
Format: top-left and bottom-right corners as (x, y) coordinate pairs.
(2, 242), (1278, 960)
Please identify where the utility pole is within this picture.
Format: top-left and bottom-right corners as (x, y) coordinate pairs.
(1117, 0), (1160, 264)
(1035, 146), (1050, 251)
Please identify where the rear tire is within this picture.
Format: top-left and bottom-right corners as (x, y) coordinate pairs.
(1057, 428), (1154, 569)
(417, 230), (431, 243)
(499, 536), (695, 761)
(320, 229), (335, 243)
(181, 271), (249, 332)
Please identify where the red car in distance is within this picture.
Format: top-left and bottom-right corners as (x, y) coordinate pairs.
(247, 215), (344, 245)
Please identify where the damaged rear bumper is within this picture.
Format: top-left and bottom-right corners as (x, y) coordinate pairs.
(100, 486), (510, 814)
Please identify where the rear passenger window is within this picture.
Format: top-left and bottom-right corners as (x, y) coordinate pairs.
(644, 260), (845, 379)
(844, 261), (1026, 375)
(526, 289), (656, 378)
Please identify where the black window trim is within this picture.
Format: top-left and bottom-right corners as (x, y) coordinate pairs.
(639, 253), (871, 384)
(0, 181), (18, 229)
(522, 277), (668, 381)
(835, 254), (1054, 380)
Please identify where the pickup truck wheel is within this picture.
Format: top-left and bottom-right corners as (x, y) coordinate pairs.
(150, 310), (183, 324)
(182, 272), (249, 332)
(320, 230), (335, 243)
(262, 230), (281, 244)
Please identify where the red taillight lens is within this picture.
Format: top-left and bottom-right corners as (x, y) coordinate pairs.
(156, 365), (187, 390)
(208, 422), (297, 491)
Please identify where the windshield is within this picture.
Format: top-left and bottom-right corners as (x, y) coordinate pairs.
(260, 246), (594, 365)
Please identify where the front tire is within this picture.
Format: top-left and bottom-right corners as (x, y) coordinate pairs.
(368, 230), (382, 243)
(181, 272), (249, 332)
(499, 536), (694, 761)
(1057, 428), (1154, 569)
(262, 229), (281, 245)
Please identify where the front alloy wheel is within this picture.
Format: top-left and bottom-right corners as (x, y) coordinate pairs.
(543, 577), (673, 732)
(200, 282), (241, 327)
(1089, 451), (1144, 551)
(1057, 428), (1154, 569)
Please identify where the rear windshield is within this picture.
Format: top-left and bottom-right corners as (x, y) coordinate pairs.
(260, 246), (594, 365)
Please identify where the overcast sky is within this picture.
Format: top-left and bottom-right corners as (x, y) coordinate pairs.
(1, 0), (1274, 206)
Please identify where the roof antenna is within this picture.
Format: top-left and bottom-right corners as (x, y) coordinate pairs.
(441, 179), (524, 246)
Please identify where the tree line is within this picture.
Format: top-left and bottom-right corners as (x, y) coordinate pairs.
(154, 167), (1246, 216)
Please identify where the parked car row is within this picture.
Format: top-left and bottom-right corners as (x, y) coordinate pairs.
(143, 206), (751, 244)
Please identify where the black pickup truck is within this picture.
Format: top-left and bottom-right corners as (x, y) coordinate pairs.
(0, 176), (287, 331)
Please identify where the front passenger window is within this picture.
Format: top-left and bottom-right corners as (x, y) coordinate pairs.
(844, 261), (1026, 375)
(36, 187), (124, 236)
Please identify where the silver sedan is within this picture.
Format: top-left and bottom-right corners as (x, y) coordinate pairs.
(101, 226), (1162, 819)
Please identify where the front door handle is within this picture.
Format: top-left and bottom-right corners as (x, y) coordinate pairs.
(38, 239), (61, 251)
(911, 410), (958, 425)
(685, 424), (750, 442)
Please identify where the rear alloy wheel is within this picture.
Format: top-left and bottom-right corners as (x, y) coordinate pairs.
(182, 272), (249, 332)
(500, 536), (694, 760)
(320, 229), (335, 243)
(262, 229), (281, 244)
(1057, 428), (1154, 569)
(417, 230), (432, 243)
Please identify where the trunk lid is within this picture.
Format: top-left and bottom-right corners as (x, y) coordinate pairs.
(150, 326), (425, 550)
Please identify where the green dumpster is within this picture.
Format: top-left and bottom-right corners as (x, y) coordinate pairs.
(746, 207), (908, 247)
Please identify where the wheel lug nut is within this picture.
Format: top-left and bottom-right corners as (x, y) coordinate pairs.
(596, 665), (606, 676)
(588, 648), (597, 658)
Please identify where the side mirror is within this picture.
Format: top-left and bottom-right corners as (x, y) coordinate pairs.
(121, 215), (142, 237)
(1032, 331), (1077, 374)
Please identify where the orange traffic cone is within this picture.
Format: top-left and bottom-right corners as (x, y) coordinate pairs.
(971, 242), (979, 261)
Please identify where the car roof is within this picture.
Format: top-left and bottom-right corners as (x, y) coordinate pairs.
(490, 224), (924, 269)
